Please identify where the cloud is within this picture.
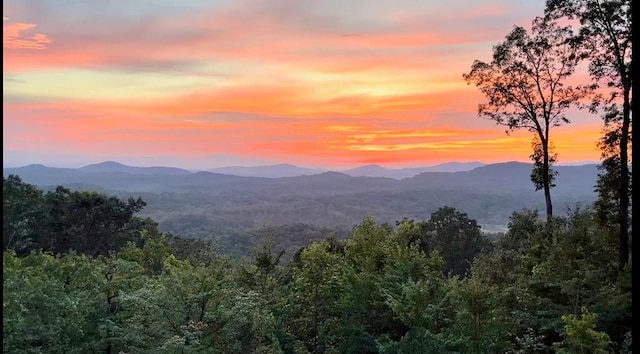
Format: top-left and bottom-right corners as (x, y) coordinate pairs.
(2, 0), (540, 73)
(3, 96), (601, 167)
(3, 0), (602, 168)
(3, 17), (51, 49)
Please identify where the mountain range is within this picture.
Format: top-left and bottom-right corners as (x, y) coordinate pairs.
(4, 160), (601, 235)
(206, 161), (487, 178)
(3, 160), (489, 180)
(209, 163), (324, 178)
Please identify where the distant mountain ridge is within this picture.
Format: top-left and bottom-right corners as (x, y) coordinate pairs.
(80, 161), (191, 175)
(4, 160), (599, 184)
(6, 160), (488, 179)
(5, 159), (601, 180)
(209, 163), (323, 178)
(3, 161), (600, 230)
(340, 162), (486, 179)
(3, 160), (599, 196)
(208, 161), (487, 179)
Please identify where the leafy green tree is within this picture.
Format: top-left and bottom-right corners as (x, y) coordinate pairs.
(422, 207), (490, 277)
(469, 248), (551, 353)
(340, 217), (408, 352)
(448, 277), (514, 353)
(251, 229), (286, 296)
(471, 207), (630, 351)
(159, 255), (227, 344)
(98, 255), (149, 353)
(553, 307), (611, 354)
(157, 255), (281, 353)
(39, 187), (147, 256)
(3, 251), (106, 353)
(291, 240), (346, 353)
(167, 234), (219, 267)
(497, 209), (546, 254)
(544, 0), (632, 271)
(463, 17), (590, 220)
(3, 175), (45, 254)
(593, 126), (632, 271)
(529, 207), (631, 349)
(118, 228), (173, 275)
(377, 250), (459, 354)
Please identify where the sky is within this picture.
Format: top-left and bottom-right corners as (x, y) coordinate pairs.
(3, 0), (605, 169)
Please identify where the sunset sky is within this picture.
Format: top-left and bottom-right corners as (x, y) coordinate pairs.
(3, 0), (604, 169)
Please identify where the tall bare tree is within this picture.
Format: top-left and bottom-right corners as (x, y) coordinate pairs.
(463, 17), (591, 221)
(545, 0), (631, 271)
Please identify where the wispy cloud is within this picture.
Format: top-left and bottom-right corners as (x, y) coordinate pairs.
(3, 17), (51, 49)
(2, 0), (601, 167)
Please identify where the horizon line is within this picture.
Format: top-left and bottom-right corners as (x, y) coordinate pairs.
(2, 158), (603, 171)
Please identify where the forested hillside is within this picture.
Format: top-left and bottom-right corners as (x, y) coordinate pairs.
(3, 162), (599, 237)
(3, 175), (632, 353)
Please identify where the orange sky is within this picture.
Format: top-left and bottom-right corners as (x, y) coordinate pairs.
(3, 0), (606, 169)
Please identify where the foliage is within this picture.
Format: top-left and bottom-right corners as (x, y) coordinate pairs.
(553, 307), (611, 354)
(3, 175), (148, 257)
(289, 240), (347, 353)
(3, 252), (104, 353)
(3, 175), (45, 254)
(2, 1), (633, 352)
(39, 186), (147, 256)
(530, 137), (559, 191)
(545, 0), (632, 271)
(448, 277), (514, 353)
(422, 207), (492, 276)
(2, 180), (632, 353)
(463, 16), (591, 220)
(471, 207), (630, 352)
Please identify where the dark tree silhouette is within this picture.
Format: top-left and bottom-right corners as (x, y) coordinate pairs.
(463, 17), (591, 221)
(545, 0), (632, 271)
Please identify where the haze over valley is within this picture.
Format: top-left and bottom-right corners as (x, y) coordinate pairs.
(4, 160), (600, 246)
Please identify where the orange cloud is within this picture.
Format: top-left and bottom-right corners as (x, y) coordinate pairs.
(242, 123), (601, 168)
(100, 83), (481, 122)
(3, 17), (51, 49)
(2, 0), (605, 168)
(3, 95), (603, 167)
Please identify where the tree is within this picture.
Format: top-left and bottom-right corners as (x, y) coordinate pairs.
(3, 177), (149, 257)
(545, 0), (632, 271)
(291, 240), (346, 353)
(530, 136), (559, 192)
(251, 228), (286, 296)
(463, 17), (590, 221)
(415, 207), (490, 277)
(377, 250), (459, 353)
(553, 307), (611, 354)
(339, 218), (411, 353)
(3, 175), (45, 254)
(3, 251), (109, 353)
(472, 207), (631, 351)
(447, 277), (513, 353)
(39, 187), (147, 256)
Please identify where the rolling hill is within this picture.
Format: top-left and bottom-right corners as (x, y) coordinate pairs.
(3, 161), (600, 234)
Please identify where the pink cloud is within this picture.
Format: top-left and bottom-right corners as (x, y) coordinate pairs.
(3, 96), (602, 167)
(1, 1), (524, 74)
(3, 17), (51, 49)
(2, 0), (603, 167)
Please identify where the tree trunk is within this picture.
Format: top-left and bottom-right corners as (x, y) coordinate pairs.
(618, 87), (630, 271)
(542, 138), (553, 221)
